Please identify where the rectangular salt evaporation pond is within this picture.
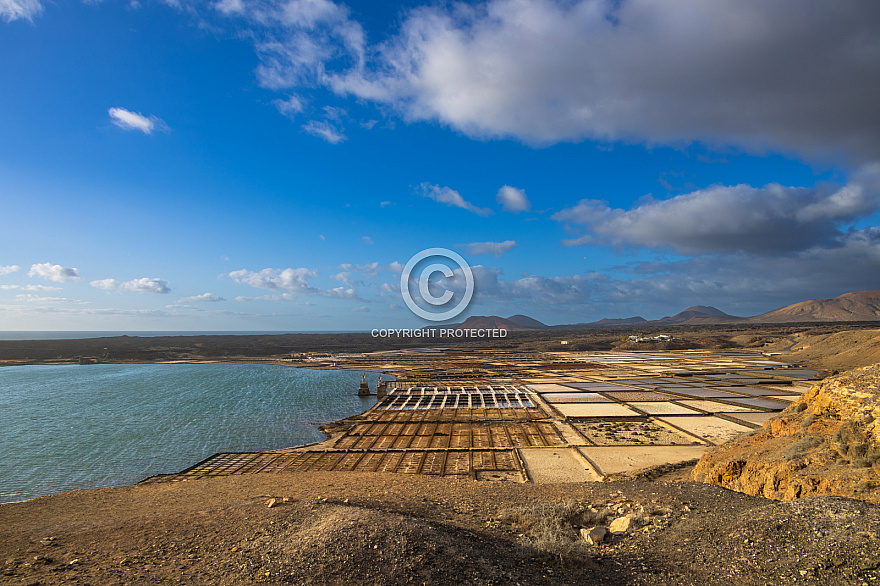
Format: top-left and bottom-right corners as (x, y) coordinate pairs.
(560, 382), (640, 391)
(676, 400), (762, 413)
(657, 416), (754, 444)
(526, 383), (582, 391)
(579, 445), (708, 476)
(662, 387), (748, 399)
(541, 393), (612, 403)
(554, 403), (638, 417)
(721, 411), (777, 426)
(633, 402), (702, 415)
(722, 397), (791, 410)
(603, 390), (677, 402)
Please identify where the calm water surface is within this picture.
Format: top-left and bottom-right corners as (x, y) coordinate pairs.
(0, 364), (388, 503)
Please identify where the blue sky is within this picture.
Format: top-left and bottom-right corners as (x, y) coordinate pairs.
(1, 0), (879, 331)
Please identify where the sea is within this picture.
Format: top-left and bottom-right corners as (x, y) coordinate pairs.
(0, 331), (363, 340)
(0, 362), (392, 504)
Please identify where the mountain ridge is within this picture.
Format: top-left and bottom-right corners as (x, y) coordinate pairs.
(444, 291), (880, 330)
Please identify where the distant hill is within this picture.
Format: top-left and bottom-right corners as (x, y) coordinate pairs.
(659, 306), (745, 325)
(450, 315), (535, 330)
(593, 316), (649, 326)
(506, 314), (548, 329)
(751, 291), (880, 323)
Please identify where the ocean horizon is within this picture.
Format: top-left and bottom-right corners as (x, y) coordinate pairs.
(0, 331), (370, 341)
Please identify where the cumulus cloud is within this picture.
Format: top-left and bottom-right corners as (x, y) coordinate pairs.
(417, 183), (492, 216)
(0, 0), (41, 22)
(228, 267), (357, 299)
(466, 240), (517, 257)
(0, 265), (20, 276)
(28, 263), (79, 282)
(459, 227), (880, 319)
(496, 186), (530, 213)
(554, 165), (880, 254)
(341, 0), (880, 161)
(178, 293), (226, 303)
(108, 108), (168, 134)
(91, 278), (171, 293)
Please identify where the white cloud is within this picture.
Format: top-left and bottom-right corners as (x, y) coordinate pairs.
(417, 183), (492, 216)
(496, 186), (530, 213)
(228, 267), (317, 291)
(232, 0), (880, 163)
(0, 0), (41, 22)
(362, 236), (374, 245)
(0, 284), (61, 291)
(235, 293), (293, 302)
(302, 120), (346, 143)
(15, 294), (88, 304)
(91, 277), (171, 293)
(28, 263), (80, 282)
(0, 265), (20, 276)
(274, 94), (305, 119)
(108, 107), (168, 134)
(466, 240), (517, 257)
(554, 165), (880, 254)
(380, 200), (393, 207)
(214, 0), (244, 15)
(228, 267), (357, 299)
(178, 293), (226, 303)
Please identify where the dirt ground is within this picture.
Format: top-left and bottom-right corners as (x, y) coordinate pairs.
(2, 471), (879, 586)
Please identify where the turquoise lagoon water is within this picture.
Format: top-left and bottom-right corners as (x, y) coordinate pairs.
(0, 363), (390, 503)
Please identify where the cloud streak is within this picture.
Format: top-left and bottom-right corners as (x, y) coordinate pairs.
(91, 277), (171, 293)
(178, 293), (226, 303)
(466, 240), (517, 257)
(0, 0), (41, 22)
(108, 108), (168, 134)
(417, 183), (492, 216)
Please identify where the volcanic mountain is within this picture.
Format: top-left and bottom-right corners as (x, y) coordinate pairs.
(659, 305), (745, 324)
(448, 315), (537, 330)
(751, 291), (880, 323)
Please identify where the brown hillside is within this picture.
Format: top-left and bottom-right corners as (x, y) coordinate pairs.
(753, 290), (880, 323)
(693, 364), (880, 503)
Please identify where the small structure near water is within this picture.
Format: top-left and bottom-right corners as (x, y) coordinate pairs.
(357, 374), (371, 397)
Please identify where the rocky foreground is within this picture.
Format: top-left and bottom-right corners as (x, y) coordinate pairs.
(1, 471), (879, 585)
(694, 364), (880, 503)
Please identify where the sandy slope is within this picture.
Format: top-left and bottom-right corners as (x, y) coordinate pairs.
(2, 472), (879, 585)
